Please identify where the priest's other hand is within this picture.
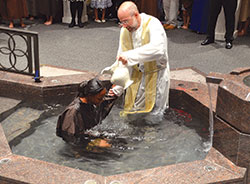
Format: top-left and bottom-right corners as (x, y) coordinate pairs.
(117, 55), (128, 65)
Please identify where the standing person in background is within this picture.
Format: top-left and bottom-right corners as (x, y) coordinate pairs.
(201, 0), (237, 49)
(237, 0), (250, 36)
(106, 0), (117, 20)
(106, 0), (125, 21)
(26, 0), (39, 20)
(68, 0), (84, 28)
(181, 0), (193, 29)
(157, 0), (165, 22)
(0, 0), (28, 28)
(136, 0), (159, 19)
(91, 0), (112, 23)
(37, 0), (63, 25)
(0, 0), (7, 23)
(189, 0), (210, 33)
(102, 1), (170, 123)
(162, 0), (179, 30)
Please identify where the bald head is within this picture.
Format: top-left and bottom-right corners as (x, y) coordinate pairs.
(118, 1), (139, 17)
(117, 1), (141, 32)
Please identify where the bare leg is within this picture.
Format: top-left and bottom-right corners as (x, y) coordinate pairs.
(238, 18), (249, 36)
(9, 21), (14, 28)
(101, 8), (106, 22)
(186, 15), (190, 28)
(94, 8), (101, 23)
(244, 18), (250, 32)
(44, 16), (53, 25)
(94, 8), (99, 21)
(181, 10), (188, 29)
(20, 18), (26, 28)
(238, 22), (245, 36)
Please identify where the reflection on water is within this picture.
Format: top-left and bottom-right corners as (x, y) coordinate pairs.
(8, 102), (209, 176)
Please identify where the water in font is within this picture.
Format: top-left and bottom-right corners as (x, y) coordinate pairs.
(5, 101), (209, 176)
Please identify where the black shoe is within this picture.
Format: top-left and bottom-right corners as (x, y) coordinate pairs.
(68, 21), (76, 28)
(78, 20), (84, 28)
(201, 38), (214, 46)
(225, 41), (233, 49)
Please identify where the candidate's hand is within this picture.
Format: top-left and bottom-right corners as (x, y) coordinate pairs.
(117, 55), (128, 65)
(108, 88), (116, 96)
(108, 85), (124, 97)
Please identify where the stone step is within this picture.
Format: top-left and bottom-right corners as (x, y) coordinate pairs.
(1, 106), (44, 142)
(0, 97), (21, 122)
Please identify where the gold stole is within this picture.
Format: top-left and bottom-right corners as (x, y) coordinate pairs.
(120, 17), (158, 116)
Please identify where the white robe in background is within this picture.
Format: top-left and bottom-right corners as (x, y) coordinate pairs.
(163, 0), (179, 26)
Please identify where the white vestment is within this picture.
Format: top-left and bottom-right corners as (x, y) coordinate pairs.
(112, 13), (170, 120)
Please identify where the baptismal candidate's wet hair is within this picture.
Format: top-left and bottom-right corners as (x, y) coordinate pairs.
(77, 78), (104, 98)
